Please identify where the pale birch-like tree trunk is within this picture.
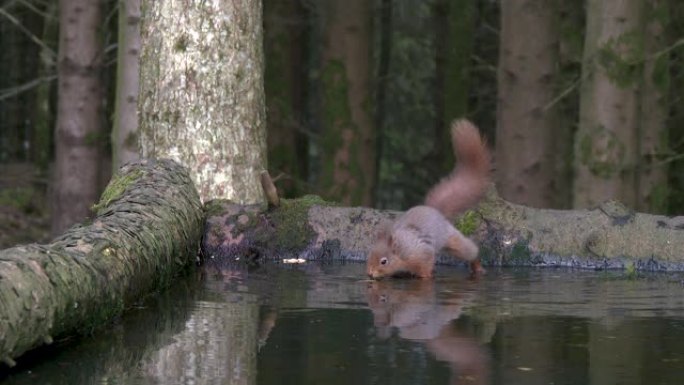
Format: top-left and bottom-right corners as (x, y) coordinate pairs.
(52, 0), (104, 234)
(112, 0), (141, 169)
(318, 0), (375, 206)
(636, 0), (669, 213)
(574, 0), (641, 209)
(496, 0), (559, 208)
(139, 1), (267, 204)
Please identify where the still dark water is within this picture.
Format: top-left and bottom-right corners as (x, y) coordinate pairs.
(2, 262), (684, 385)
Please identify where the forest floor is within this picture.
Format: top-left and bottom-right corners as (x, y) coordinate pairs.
(0, 163), (51, 249)
(0, 204), (50, 248)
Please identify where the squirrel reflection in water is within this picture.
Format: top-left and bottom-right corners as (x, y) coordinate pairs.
(367, 279), (490, 385)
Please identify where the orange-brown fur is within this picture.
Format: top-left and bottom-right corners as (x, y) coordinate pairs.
(367, 119), (490, 279)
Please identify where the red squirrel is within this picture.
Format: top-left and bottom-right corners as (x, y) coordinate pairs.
(367, 119), (490, 279)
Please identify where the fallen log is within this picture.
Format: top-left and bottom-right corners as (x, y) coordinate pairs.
(202, 190), (684, 272)
(0, 159), (203, 366)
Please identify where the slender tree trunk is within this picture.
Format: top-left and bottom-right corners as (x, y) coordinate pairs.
(574, 0), (641, 209)
(636, 0), (669, 213)
(496, 0), (559, 208)
(112, 0), (141, 169)
(0, 3), (23, 161)
(554, 0), (585, 210)
(374, 0), (392, 204)
(435, 0), (476, 175)
(33, 1), (58, 170)
(18, 4), (43, 163)
(264, 0), (308, 197)
(52, 0), (104, 234)
(318, 0), (375, 206)
(668, 2), (684, 213)
(139, 0), (267, 205)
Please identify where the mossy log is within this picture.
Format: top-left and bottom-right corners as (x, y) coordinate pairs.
(0, 159), (203, 366)
(202, 191), (684, 271)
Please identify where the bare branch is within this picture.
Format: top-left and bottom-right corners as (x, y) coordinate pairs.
(0, 75), (56, 101)
(0, 7), (56, 59)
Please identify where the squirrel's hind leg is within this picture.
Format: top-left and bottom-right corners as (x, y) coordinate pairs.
(445, 232), (485, 275)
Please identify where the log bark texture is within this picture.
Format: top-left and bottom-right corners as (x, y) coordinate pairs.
(203, 191), (684, 271)
(0, 159), (203, 366)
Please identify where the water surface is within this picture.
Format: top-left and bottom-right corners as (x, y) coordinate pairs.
(2, 262), (684, 385)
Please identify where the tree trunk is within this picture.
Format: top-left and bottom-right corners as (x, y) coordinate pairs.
(203, 191), (684, 272)
(374, 0), (392, 204)
(264, 0), (308, 198)
(574, 0), (641, 209)
(0, 2), (23, 161)
(554, 0), (585, 210)
(0, 159), (203, 366)
(496, 0), (559, 208)
(112, 0), (142, 169)
(52, 0), (105, 235)
(139, 0), (267, 205)
(318, 0), (375, 206)
(636, 0), (669, 213)
(33, 1), (58, 170)
(669, 2), (684, 214)
(434, 0), (475, 175)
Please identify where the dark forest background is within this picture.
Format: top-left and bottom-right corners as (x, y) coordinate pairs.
(1, 0), (683, 247)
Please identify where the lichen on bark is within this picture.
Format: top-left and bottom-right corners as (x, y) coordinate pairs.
(139, 0), (266, 205)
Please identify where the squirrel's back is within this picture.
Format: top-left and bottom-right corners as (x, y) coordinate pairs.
(424, 119), (490, 218)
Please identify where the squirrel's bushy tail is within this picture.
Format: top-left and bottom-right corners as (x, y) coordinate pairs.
(424, 119), (491, 218)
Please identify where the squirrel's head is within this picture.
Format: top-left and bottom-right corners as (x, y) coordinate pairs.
(367, 226), (411, 279)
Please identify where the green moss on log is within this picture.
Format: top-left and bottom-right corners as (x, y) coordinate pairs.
(271, 195), (329, 251)
(92, 169), (144, 212)
(455, 210), (480, 236)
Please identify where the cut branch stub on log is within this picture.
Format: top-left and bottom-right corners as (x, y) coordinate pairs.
(0, 159), (203, 366)
(203, 190), (684, 272)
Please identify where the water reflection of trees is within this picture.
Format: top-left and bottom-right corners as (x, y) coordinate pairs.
(5, 265), (684, 385)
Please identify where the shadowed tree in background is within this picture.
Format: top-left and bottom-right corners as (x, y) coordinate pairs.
(264, 0), (309, 198)
(636, 0), (669, 213)
(52, 0), (105, 234)
(668, 1), (684, 214)
(374, 0), (392, 205)
(33, 1), (58, 170)
(139, 0), (267, 205)
(0, 2), (23, 162)
(553, 0), (585, 210)
(317, 0), (375, 206)
(0, 1), (46, 163)
(112, 0), (141, 169)
(434, 0), (476, 177)
(495, 0), (560, 208)
(574, 0), (641, 209)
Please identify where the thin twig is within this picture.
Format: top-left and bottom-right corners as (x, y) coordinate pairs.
(543, 76), (581, 111)
(0, 75), (56, 101)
